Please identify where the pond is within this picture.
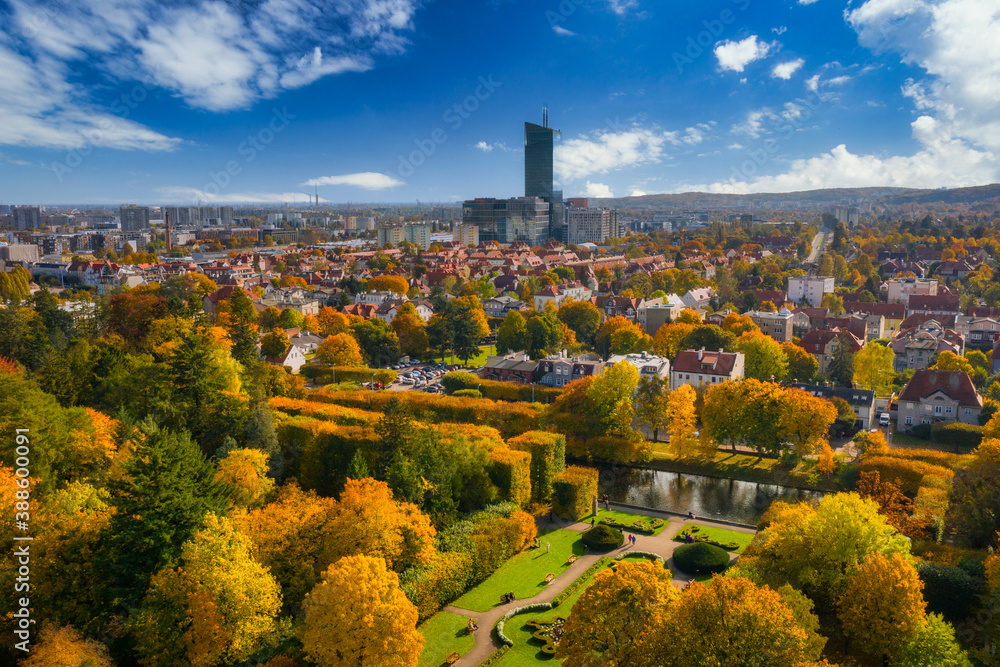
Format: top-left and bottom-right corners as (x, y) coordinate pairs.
(597, 466), (824, 525)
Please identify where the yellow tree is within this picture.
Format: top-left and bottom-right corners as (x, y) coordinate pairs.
(367, 275), (410, 294)
(317, 333), (364, 367)
(301, 554), (422, 667)
(320, 477), (436, 572)
(215, 449), (275, 509)
(392, 310), (429, 359)
(778, 387), (838, 456)
(817, 441), (835, 477)
(584, 361), (641, 440)
(839, 552), (926, 664)
(932, 350), (974, 374)
(317, 307), (351, 335)
(676, 309), (701, 324)
(721, 312), (760, 336)
(665, 385), (703, 457)
(853, 343), (896, 395)
(134, 514), (283, 667)
(782, 341), (819, 383)
(737, 331), (789, 381)
(741, 493), (911, 606)
(235, 483), (336, 613)
(650, 576), (814, 667)
(558, 560), (678, 667)
(652, 322), (695, 359)
(595, 316), (645, 356)
(21, 625), (113, 667)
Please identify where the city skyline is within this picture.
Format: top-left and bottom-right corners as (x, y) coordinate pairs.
(0, 0), (998, 205)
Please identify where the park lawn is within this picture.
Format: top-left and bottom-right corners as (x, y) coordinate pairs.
(594, 508), (670, 536)
(417, 612), (476, 667)
(452, 529), (585, 613)
(497, 562), (617, 667)
(672, 523), (754, 554)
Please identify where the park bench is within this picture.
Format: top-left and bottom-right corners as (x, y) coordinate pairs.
(567, 555), (578, 564)
(445, 652), (460, 665)
(544, 573), (555, 584)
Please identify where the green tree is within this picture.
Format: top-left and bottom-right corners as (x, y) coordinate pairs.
(782, 342), (819, 383)
(679, 325), (735, 353)
(351, 319), (401, 368)
(496, 311), (530, 354)
(854, 342), (895, 394)
(897, 614), (973, 667)
(374, 397), (414, 477)
(527, 309), (564, 358)
(450, 295), (490, 363)
(260, 328), (290, 359)
(737, 331), (789, 381)
(945, 439), (1000, 548)
(98, 424), (227, 611)
(827, 332), (856, 386)
(585, 362), (641, 440)
(634, 375), (669, 441)
(557, 301), (602, 345)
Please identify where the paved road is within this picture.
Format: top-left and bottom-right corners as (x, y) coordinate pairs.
(444, 508), (756, 666)
(806, 231), (827, 263)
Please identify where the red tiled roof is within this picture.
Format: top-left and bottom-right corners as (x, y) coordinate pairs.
(672, 349), (739, 375)
(898, 369), (982, 408)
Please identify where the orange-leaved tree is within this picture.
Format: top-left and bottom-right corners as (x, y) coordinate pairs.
(317, 333), (364, 367)
(301, 554), (423, 667)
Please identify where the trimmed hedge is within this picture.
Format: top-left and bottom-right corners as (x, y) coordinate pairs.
(599, 517), (665, 535)
(917, 561), (986, 620)
(508, 431), (567, 502)
(551, 557), (612, 607)
(672, 542), (730, 575)
(269, 396), (381, 426)
(552, 466), (598, 521)
(300, 364), (398, 386)
(930, 422), (983, 448)
(310, 388), (543, 438)
(441, 372), (563, 404)
(582, 524), (624, 551)
(859, 456), (955, 495)
(488, 448), (532, 508)
(453, 389), (483, 399)
(565, 435), (652, 465)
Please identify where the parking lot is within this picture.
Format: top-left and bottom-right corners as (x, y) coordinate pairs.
(379, 361), (484, 394)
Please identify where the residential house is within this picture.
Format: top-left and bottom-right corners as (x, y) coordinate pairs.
(483, 352), (538, 384)
(936, 259), (978, 279)
(897, 369), (982, 431)
(262, 344), (307, 374)
(886, 278), (938, 304)
(845, 302), (905, 338)
(788, 276), (835, 308)
(670, 348), (745, 390)
(592, 295), (644, 321)
(747, 308), (794, 343)
(536, 352), (606, 388)
(681, 287), (717, 311)
(798, 329), (865, 375)
(607, 351), (670, 380)
(484, 295), (525, 319)
(907, 294), (961, 318)
(889, 320), (964, 372)
(638, 294), (686, 335)
(792, 384), (877, 430)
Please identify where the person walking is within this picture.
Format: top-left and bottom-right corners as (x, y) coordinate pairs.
(546, 541), (550, 554)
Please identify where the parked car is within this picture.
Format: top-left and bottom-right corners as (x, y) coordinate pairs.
(879, 413), (891, 427)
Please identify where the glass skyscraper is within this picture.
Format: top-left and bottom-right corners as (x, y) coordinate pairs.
(524, 113), (564, 242)
(461, 197), (550, 245)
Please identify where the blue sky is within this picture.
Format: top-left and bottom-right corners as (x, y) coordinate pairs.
(0, 0), (997, 205)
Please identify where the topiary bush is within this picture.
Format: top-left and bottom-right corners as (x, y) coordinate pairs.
(582, 524), (624, 551)
(672, 542), (731, 575)
(917, 561), (986, 620)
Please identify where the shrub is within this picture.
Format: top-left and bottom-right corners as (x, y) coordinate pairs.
(672, 542), (731, 575)
(441, 372), (563, 404)
(582, 524), (624, 551)
(859, 456), (954, 495)
(599, 517), (664, 535)
(551, 466), (598, 521)
(909, 423), (932, 439)
(300, 364), (397, 386)
(453, 389), (482, 399)
(917, 561), (986, 620)
(488, 448), (532, 508)
(565, 435), (652, 465)
(880, 448), (972, 469)
(508, 431), (567, 502)
(931, 422), (983, 448)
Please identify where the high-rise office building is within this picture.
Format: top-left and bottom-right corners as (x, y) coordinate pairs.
(164, 206), (199, 227)
(12, 206), (41, 231)
(566, 205), (620, 245)
(119, 205), (150, 231)
(462, 197), (549, 245)
(525, 109), (564, 242)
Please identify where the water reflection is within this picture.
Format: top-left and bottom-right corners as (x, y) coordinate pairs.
(597, 466), (824, 525)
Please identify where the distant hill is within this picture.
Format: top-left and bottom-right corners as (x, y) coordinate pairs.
(590, 184), (1000, 209)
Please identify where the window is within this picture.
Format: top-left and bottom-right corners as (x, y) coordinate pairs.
(965, 408), (972, 416)
(905, 416), (912, 425)
(921, 419), (931, 425)
(934, 406), (942, 414)
(946, 407), (953, 414)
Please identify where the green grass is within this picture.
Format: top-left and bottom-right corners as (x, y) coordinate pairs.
(417, 612), (476, 667)
(497, 562), (616, 667)
(672, 523), (754, 554)
(592, 508), (670, 536)
(451, 529), (585, 613)
(431, 345), (495, 368)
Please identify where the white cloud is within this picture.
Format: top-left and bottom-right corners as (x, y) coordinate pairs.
(585, 182), (615, 198)
(805, 74), (821, 92)
(798, 0), (820, 4)
(847, 0), (1000, 152)
(159, 187), (325, 203)
(6, 0), (419, 113)
(728, 143), (744, 150)
(772, 58), (805, 80)
(475, 141), (494, 152)
(301, 172), (404, 190)
(607, 0), (638, 15)
(555, 127), (671, 181)
(630, 189), (647, 197)
(772, 26), (788, 35)
(714, 36), (773, 73)
(553, 25), (577, 36)
(0, 45), (180, 151)
(731, 103), (812, 139)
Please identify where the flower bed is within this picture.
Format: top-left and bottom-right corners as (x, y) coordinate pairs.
(599, 516), (665, 535)
(494, 603), (554, 647)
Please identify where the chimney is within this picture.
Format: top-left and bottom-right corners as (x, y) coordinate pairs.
(698, 348), (704, 361)
(165, 210), (173, 253)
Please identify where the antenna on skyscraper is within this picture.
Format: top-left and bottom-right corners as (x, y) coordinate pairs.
(543, 105), (548, 128)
